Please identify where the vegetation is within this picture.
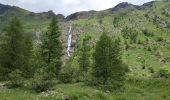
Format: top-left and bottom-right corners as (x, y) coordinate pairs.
(32, 17), (63, 92)
(78, 35), (91, 81)
(91, 33), (127, 91)
(32, 68), (55, 92)
(7, 69), (24, 88)
(41, 17), (63, 77)
(0, 79), (170, 100)
(0, 0), (170, 100)
(0, 17), (33, 81)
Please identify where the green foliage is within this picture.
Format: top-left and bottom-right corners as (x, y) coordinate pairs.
(41, 17), (63, 77)
(1, 78), (170, 100)
(122, 27), (138, 43)
(162, 9), (169, 17)
(1, 1), (170, 99)
(59, 65), (78, 83)
(156, 37), (165, 42)
(113, 16), (122, 27)
(0, 17), (24, 76)
(148, 67), (155, 73)
(59, 58), (79, 83)
(142, 29), (154, 37)
(22, 34), (34, 78)
(41, 17), (62, 63)
(153, 69), (170, 79)
(0, 16), (33, 80)
(32, 67), (55, 92)
(91, 32), (127, 91)
(78, 35), (91, 80)
(7, 69), (24, 88)
(31, 57), (56, 92)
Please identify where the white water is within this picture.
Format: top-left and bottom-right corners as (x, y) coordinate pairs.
(36, 31), (40, 41)
(67, 26), (72, 56)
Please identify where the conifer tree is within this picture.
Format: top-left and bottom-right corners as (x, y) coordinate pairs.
(41, 17), (63, 77)
(22, 34), (33, 78)
(0, 17), (33, 80)
(92, 32), (127, 91)
(78, 36), (91, 78)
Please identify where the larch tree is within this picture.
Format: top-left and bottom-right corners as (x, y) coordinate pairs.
(0, 16), (33, 80)
(92, 32), (127, 91)
(41, 17), (63, 77)
(78, 35), (91, 80)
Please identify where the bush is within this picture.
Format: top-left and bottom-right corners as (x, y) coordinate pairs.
(153, 69), (170, 79)
(59, 66), (78, 83)
(142, 29), (154, 37)
(7, 69), (24, 88)
(0, 67), (9, 81)
(89, 63), (128, 92)
(156, 37), (165, 42)
(148, 67), (154, 73)
(32, 68), (55, 92)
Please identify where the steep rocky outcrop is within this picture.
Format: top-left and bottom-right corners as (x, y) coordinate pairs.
(66, 10), (97, 20)
(28, 10), (65, 21)
(141, 1), (156, 8)
(0, 1), (158, 21)
(109, 2), (140, 11)
(0, 3), (11, 15)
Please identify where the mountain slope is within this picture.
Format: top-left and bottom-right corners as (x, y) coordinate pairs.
(0, 0), (170, 78)
(66, 0), (170, 78)
(0, 3), (65, 32)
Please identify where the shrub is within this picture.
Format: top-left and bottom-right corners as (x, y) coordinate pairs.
(91, 33), (128, 91)
(7, 69), (24, 88)
(153, 69), (170, 79)
(59, 65), (78, 83)
(156, 37), (165, 42)
(142, 29), (154, 37)
(32, 68), (55, 92)
(122, 27), (138, 43)
(148, 67), (154, 73)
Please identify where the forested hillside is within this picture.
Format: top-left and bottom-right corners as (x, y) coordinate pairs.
(0, 0), (170, 100)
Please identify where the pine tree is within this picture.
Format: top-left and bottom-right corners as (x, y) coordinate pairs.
(92, 32), (127, 91)
(0, 17), (33, 80)
(78, 36), (91, 79)
(22, 34), (33, 78)
(41, 17), (63, 77)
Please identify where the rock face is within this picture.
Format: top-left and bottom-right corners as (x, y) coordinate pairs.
(142, 1), (156, 8)
(109, 2), (138, 11)
(65, 1), (159, 21)
(66, 3), (140, 20)
(0, 3), (11, 15)
(0, 1), (158, 21)
(56, 14), (65, 22)
(0, 3), (65, 21)
(66, 10), (97, 20)
(28, 10), (65, 21)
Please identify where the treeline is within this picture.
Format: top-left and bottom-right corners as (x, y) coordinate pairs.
(0, 16), (128, 92)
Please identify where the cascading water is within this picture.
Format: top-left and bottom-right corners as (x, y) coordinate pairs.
(36, 31), (40, 41)
(67, 26), (72, 56)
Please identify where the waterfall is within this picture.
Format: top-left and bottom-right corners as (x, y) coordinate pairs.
(36, 31), (40, 41)
(67, 26), (72, 56)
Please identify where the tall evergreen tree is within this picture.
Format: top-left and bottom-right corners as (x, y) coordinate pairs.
(41, 17), (63, 77)
(92, 32), (127, 91)
(22, 34), (33, 78)
(0, 17), (33, 79)
(78, 36), (91, 78)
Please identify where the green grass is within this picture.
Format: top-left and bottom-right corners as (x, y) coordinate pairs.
(0, 78), (170, 100)
(1, 1), (170, 99)
(1, 1), (170, 78)
(0, 87), (37, 100)
(68, 0), (170, 78)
